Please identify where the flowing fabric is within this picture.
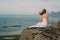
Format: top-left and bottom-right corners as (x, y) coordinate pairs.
(29, 18), (48, 28)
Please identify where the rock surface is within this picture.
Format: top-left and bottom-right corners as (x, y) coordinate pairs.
(20, 21), (60, 40)
(20, 27), (60, 40)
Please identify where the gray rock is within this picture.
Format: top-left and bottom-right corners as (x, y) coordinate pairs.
(20, 21), (60, 40)
(20, 27), (60, 40)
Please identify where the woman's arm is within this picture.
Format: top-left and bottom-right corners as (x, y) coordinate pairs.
(40, 16), (42, 22)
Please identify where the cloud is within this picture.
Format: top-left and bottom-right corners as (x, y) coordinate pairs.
(0, 0), (60, 14)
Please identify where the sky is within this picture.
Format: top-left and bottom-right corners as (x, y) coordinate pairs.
(0, 0), (60, 15)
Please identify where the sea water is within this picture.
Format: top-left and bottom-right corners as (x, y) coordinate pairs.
(0, 14), (60, 35)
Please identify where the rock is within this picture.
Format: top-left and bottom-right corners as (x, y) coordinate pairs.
(2, 25), (21, 28)
(9, 25), (21, 27)
(2, 26), (7, 28)
(51, 21), (60, 30)
(20, 21), (60, 40)
(20, 27), (60, 40)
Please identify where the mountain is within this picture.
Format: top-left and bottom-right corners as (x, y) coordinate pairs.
(48, 11), (60, 18)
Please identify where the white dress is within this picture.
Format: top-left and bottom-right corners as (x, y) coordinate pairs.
(29, 18), (48, 28)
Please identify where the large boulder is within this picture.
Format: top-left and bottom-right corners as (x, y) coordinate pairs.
(20, 28), (60, 40)
(20, 21), (60, 40)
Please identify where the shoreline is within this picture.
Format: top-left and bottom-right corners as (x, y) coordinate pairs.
(0, 34), (21, 40)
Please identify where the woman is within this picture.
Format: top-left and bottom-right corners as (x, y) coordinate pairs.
(29, 9), (48, 28)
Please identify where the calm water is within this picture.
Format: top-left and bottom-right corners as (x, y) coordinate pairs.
(0, 14), (60, 35)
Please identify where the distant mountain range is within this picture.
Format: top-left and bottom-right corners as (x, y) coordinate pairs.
(48, 11), (60, 17)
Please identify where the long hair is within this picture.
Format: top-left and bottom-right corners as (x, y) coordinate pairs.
(40, 9), (46, 15)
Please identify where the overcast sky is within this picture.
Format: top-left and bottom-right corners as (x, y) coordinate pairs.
(0, 0), (60, 15)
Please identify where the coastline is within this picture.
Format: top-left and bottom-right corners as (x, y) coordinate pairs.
(0, 35), (21, 40)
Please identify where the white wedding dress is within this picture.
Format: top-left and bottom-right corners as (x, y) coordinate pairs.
(29, 18), (48, 28)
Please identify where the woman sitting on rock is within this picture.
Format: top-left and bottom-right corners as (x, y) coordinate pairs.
(29, 9), (48, 28)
